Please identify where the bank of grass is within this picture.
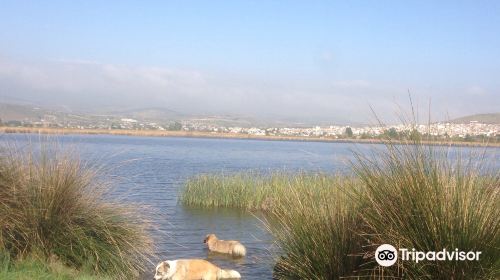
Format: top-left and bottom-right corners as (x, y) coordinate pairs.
(180, 172), (342, 211)
(181, 143), (500, 279)
(0, 144), (155, 279)
(0, 252), (110, 280)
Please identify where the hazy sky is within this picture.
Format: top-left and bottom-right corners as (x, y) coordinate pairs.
(0, 1), (499, 123)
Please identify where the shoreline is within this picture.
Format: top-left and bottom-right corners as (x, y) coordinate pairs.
(1, 126), (498, 147)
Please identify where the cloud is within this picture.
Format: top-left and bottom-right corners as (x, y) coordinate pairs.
(0, 55), (497, 124)
(0, 57), (209, 110)
(465, 86), (486, 96)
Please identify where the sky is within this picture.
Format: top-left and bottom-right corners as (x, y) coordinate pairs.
(0, 0), (499, 124)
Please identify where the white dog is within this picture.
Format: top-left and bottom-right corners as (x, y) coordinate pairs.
(154, 259), (241, 280)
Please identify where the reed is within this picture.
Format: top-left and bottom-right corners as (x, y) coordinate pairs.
(0, 144), (155, 279)
(268, 177), (371, 279)
(181, 172), (371, 278)
(352, 142), (500, 279)
(180, 142), (499, 279)
(180, 172), (341, 211)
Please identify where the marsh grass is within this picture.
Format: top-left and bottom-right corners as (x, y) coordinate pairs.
(180, 172), (341, 211)
(0, 143), (155, 279)
(181, 142), (499, 279)
(268, 177), (372, 279)
(182, 172), (370, 278)
(352, 142), (500, 279)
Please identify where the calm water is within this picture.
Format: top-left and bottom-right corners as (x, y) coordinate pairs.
(1, 134), (498, 279)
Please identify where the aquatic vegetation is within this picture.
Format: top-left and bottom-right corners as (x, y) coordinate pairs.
(181, 172), (372, 278)
(0, 144), (155, 279)
(181, 142), (500, 279)
(352, 143), (500, 279)
(268, 178), (369, 279)
(180, 171), (342, 211)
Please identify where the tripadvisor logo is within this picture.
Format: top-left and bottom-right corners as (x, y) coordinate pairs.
(375, 244), (398, 266)
(375, 244), (482, 266)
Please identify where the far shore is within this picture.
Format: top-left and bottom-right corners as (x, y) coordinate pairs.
(1, 126), (498, 147)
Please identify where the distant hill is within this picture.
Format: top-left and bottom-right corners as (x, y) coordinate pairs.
(0, 102), (102, 125)
(111, 107), (184, 122)
(449, 113), (500, 124)
(0, 103), (48, 121)
(2, 101), (499, 127)
(109, 108), (320, 127)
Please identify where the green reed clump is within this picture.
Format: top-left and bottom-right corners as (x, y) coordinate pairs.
(352, 143), (500, 279)
(182, 172), (372, 278)
(180, 172), (340, 211)
(0, 145), (155, 279)
(269, 177), (371, 279)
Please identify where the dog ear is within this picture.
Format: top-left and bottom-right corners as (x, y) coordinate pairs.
(156, 261), (170, 273)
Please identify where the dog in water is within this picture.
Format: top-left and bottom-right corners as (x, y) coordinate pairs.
(154, 259), (241, 280)
(203, 234), (246, 257)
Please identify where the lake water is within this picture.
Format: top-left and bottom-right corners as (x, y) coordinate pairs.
(1, 133), (498, 279)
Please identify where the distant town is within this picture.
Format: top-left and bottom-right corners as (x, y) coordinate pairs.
(1, 103), (498, 143)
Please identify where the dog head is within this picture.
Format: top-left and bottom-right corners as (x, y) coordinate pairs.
(154, 261), (170, 280)
(203, 233), (217, 244)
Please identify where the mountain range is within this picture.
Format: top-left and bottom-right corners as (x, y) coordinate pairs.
(0, 102), (498, 127)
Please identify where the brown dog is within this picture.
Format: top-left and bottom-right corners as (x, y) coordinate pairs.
(154, 259), (241, 280)
(203, 234), (246, 257)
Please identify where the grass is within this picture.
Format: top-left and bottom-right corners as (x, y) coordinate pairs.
(180, 172), (342, 211)
(0, 251), (110, 280)
(0, 143), (155, 279)
(352, 143), (500, 279)
(181, 172), (373, 278)
(268, 177), (370, 279)
(180, 143), (500, 279)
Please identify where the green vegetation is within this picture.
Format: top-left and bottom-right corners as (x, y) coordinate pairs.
(180, 172), (342, 211)
(344, 126), (353, 137)
(167, 121), (183, 131)
(0, 252), (110, 280)
(269, 178), (368, 279)
(0, 144), (155, 279)
(352, 143), (499, 279)
(181, 143), (500, 279)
